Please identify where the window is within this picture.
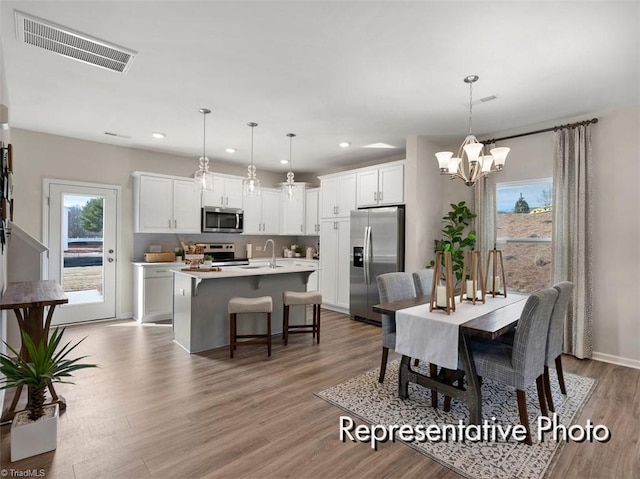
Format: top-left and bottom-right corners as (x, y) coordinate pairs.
(496, 178), (552, 293)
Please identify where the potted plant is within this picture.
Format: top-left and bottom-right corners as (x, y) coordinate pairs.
(203, 255), (213, 267)
(0, 327), (97, 461)
(432, 201), (477, 287)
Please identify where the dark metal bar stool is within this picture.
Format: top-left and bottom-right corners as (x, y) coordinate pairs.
(282, 291), (322, 345)
(228, 296), (273, 358)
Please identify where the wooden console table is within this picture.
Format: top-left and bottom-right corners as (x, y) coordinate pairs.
(0, 280), (68, 422)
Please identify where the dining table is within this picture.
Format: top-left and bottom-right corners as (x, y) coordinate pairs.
(372, 293), (528, 425)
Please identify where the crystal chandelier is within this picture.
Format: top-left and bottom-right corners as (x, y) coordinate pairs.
(194, 108), (215, 192)
(243, 122), (261, 197)
(283, 133), (297, 201)
(435, 75), (510, 187)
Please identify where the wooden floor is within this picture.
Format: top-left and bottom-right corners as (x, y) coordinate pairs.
(1, 310), (638, 478)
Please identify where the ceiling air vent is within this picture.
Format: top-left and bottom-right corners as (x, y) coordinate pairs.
(14, 10), (137, 73)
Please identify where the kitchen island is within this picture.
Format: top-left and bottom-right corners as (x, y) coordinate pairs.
(173, 264), (317, 353)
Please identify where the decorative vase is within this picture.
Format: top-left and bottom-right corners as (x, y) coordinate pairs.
(11, 403), (59, 461)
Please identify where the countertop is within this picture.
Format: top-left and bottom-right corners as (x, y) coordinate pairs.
(132, 258), (319, 267)
(174, 263), (317, 280)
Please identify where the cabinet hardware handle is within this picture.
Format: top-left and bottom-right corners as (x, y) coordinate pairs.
(108, 258), (114, 263)
(221, 195), (224, 205)
(156, 270), (166, 273)
(174, 219), (177, 228)
(374, 192), (377, 201)
(225, 197), (229, 206)
(300, 224), (303, 232)
(168, 219), (171, 228)
(379, 191), (382, 201)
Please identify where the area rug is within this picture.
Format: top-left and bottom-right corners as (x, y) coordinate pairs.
(316, 361), (596, 479)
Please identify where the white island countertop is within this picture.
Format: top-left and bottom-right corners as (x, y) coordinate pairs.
(174, 263), (317, 280)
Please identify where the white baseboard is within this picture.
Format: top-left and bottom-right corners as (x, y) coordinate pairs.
(117, 312), (133, 320)
(321, 303), (349, 315)
(592, 351), (640, 370)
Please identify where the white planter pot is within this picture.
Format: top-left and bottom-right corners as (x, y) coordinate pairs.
(11, 403), (59, 462)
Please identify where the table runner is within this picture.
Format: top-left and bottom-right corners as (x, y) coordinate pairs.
(395, 295), (526, 369)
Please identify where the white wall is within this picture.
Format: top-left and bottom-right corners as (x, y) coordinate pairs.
(475, 107), (640, 366)
(10, 129), (288, 319)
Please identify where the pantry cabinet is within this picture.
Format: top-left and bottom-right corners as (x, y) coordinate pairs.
(319, 174), (356, 218)
(133, 173), (200, 233)
(319, 218), (350, 311)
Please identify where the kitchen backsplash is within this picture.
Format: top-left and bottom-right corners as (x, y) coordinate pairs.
(133, 233), (320, 261)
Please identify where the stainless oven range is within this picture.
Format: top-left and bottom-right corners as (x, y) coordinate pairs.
(195, 243), (249, 267)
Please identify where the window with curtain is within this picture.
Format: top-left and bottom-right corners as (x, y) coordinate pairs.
(496, 178), (552, 292)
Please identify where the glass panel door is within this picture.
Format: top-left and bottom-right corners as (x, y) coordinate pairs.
(47, 182), (118, 324)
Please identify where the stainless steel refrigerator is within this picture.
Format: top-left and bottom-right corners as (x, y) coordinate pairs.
(350, 206), (405, 325)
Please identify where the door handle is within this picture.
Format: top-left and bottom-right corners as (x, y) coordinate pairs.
(363, 226), (369, 285)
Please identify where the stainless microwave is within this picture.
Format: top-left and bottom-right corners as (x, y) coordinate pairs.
(202, 207), (244, 233)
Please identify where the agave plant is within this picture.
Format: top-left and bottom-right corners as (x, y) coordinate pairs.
(0, 327), (97, 421)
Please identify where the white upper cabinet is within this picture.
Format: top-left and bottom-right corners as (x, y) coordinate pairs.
(243, 188), (281, 235)
(280, 184), (306, 235)
(133, 173), (201, 234)
(202, 174), (243, 209)
(320, 173), (356, 218)
(305, 188), (320, 235)
(172, 179), (202, 232)
(356, 162), (404, 207)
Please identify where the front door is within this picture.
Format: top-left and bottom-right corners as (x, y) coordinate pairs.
(46, 180), (118, 324)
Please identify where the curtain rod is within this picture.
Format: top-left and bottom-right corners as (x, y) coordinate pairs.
(481, 118), (598, 145)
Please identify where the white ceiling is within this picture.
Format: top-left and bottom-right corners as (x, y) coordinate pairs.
(1, 1), (638, 174)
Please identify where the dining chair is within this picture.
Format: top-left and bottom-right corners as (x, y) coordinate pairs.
(543, 281), (574, 411)
(470, 287), (558, 445)
(412, 269), (434, 297)
(376, 272), (417, 383)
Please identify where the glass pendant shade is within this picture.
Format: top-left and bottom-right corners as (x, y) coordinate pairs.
(194, 108), (215, 192)
(195, 157), (215, 191)
(463, 139), (483, 163)
(436, 151), (453, 171)
(490, 147), (510, 169)
(283, 133), (297, 201)
(243, 165), (261, 197)
(481, 155), (493, 173)
(243, 122), (261, 197)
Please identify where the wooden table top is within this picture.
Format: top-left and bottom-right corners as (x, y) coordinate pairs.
(372, 294), (527, 340)
(0, 280), (68, 310)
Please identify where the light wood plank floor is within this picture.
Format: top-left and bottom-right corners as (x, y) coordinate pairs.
(1, 310), (638, 478)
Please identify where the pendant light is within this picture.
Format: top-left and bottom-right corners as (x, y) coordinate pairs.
(194, 108), (215, 192)
(283, 133), (297, 201)
(435, 75), (510, 187)
(243, 122), (261, 197)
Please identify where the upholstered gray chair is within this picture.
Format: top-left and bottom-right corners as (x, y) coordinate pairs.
(412, 269), (434, 297)
(376, 272), (417, 383)
(470, 288), (558, 445)
(544, 281), (574, 411)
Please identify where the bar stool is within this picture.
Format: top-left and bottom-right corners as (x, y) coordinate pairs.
(228, 296), (273, 358)
(282, 291), (322, 345)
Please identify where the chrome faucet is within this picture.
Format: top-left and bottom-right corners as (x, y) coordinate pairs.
(264, 239), (277, 268)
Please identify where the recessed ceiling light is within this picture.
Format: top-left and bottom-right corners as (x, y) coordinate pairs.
(363, 143), (396, 149)
(280, 159), (289, 164)
(152, 132), (166, 139)
(225, 148), (236, 154)
(339, 142), (351, 148)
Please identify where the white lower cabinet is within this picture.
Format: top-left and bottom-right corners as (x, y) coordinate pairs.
(134, 264), (176, 322)
(319, 218), (350, 311)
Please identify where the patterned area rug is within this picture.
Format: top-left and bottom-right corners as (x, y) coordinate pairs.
(316, 361), (596, 479)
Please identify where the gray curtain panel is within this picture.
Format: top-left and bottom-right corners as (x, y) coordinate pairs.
(552, 125), (593, 359)
(473, 174), (496, 271)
